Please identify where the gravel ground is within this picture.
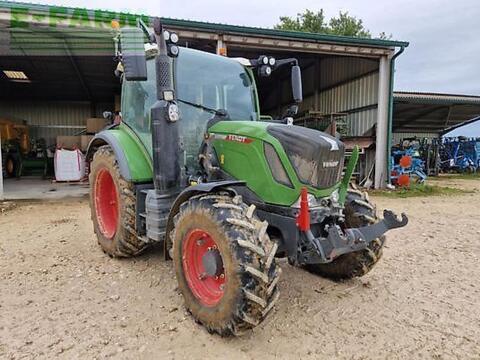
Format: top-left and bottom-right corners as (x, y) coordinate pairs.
(1, 177), (479, 359)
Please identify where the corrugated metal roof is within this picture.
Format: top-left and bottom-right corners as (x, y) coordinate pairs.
(394, 91), (480, 105)
(0, 0), (409, 48)
(393, 92), (480, 134)
(441, 115), (480, 135)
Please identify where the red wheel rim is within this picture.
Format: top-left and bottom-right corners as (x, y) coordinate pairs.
(398, 174), (411, 187)
(182, 229), (226, 307)
(94, 168), (119, 239)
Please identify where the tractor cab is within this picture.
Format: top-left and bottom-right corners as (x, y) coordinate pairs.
(121, 47), (260, 173)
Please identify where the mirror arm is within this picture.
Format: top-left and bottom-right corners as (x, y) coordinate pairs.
(153, 18), (168, 56)
(137, 18), (155, 44)
(274, 58), (298, 68)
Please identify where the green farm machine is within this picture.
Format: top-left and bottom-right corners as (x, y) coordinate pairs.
(87, 19), (408, 335)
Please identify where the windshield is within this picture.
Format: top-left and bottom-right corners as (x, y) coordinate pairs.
(174, 48), (258, 170)
(175, 47), (258, 121)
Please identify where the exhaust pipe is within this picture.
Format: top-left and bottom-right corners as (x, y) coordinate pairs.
(151, 18), (180, 194)
(146, 18), (181, 243)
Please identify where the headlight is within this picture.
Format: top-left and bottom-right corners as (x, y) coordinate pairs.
(264, 143), (293, 188)
(167, 103), (180, 122)
(258, 65), (272, 77)
(261, 55), (269, 65)
(269, 57), (276, 66)
(163, 30), (170, 41)
(168, 44), (179, 57)
(170, 32), (179, 44)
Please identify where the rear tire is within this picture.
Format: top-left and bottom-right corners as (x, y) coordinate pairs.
(89, 145), (147, 257)
(5, 154), (18, 178)
(305, 188), (385, 280)
(172, 193), (280, 336)
(1, 150), (6, 178)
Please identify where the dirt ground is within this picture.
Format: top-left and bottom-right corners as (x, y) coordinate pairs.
(1, 177), (479, 359)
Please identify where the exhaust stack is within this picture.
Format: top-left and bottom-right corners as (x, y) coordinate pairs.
(145, 18), (181, 243)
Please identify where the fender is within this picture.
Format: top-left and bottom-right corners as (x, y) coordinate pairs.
(86, 128), (153, 182)
(163, 180), (246, 259)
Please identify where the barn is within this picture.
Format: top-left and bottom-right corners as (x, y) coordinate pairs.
(0, 1), (409, 198)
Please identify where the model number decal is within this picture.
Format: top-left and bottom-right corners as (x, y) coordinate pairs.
(212, 133), (253, 144)
(226, 134), (253, 143)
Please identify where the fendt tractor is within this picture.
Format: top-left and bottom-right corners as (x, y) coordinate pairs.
(87, 18), (408, 336)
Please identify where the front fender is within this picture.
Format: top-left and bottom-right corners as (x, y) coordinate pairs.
(86, 128), (153, 182)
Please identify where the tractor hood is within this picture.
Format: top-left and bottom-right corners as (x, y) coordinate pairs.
(207, 120), (346, 206)
(267, 124), (345, 190)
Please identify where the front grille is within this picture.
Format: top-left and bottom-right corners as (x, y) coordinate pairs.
(267, 124), (344, 189)
(288, 150), (344, 189)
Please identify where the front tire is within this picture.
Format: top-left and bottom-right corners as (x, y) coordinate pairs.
(172, 193), (280, 336)
(89, 145), (147, 257)
(305, 189), (385, 280)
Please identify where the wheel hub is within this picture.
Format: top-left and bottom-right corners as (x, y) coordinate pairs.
(182, 229), (226, 307)
(202, 248), (224, 277)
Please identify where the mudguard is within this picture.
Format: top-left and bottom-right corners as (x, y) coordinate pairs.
(86, 128), (153, 182)
(163, 180), (246, 259)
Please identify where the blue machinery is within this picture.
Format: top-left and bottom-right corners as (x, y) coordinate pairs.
(391, 136), (480, 187)
(439, 137), (480, 173)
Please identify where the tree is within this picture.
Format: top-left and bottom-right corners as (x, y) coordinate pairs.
(274, 9), (389, 39)
(328, 11), (371, 38)
(276, 9), (329, 34)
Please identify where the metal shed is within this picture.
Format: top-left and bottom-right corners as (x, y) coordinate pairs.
(392, 91), (480, 144)
(0, 1), (409, 199)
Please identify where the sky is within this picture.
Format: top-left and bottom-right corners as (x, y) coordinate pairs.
(444, 117), (480, 137)
(16, 0), (480, 96)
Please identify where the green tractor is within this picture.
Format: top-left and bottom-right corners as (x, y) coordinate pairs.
(87, 19), (408, 336)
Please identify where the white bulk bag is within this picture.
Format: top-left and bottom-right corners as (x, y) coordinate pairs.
(54, 149), (86, 182)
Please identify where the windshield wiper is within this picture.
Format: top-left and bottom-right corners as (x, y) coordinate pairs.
(177, 99), (228, 117)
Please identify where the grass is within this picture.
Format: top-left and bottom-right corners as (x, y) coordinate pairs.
(372, 183), (474, 198)
(427, 172), (480, 181)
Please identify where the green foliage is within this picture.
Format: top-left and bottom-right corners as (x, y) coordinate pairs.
(275, 9), (389, 39)
(276, 9), (329, 33)
(373, 183), (474, 198)
(427, 172), (480, 181)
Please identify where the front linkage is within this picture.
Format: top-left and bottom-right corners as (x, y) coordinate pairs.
(263, 147), (409, 267)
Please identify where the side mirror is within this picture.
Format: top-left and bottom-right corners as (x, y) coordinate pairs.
(120, 27), (147, 81)
(291, 65), (303, 103)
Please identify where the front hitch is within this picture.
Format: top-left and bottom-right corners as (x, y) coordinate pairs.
(345, 210), (408, 245)
(303, 210), (408, 264)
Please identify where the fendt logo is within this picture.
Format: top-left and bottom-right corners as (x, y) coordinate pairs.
(322, 161), (339, 168)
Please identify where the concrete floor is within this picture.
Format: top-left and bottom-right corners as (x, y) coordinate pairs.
(1, 177), (89, 200)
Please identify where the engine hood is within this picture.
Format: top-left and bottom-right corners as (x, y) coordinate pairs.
(267, 124), (345, 189)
